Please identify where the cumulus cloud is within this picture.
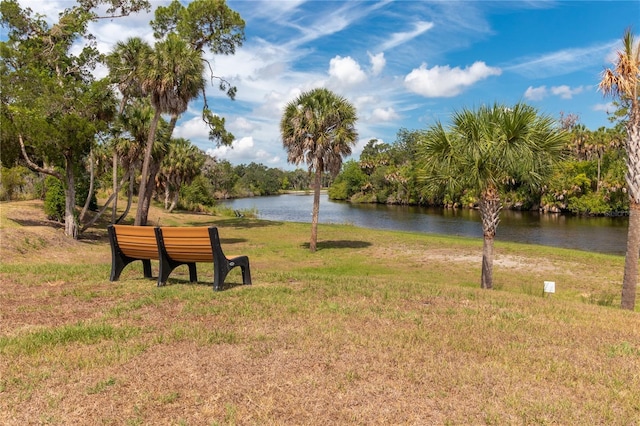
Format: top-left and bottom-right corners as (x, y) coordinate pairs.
(550, 85), (585, 99)
(524, 85), (548, 101)
(404, 62), (502, 98)
(368, 52), (386, 76)
(370, 107), (399, 122)
(206, 136), (280, 165)
(231, 117), (260, 133)
(174, 116), (209, 140)
(329, 55), (367, 87)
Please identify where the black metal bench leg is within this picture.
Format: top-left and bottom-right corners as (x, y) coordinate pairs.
(188, 263), (197, 283)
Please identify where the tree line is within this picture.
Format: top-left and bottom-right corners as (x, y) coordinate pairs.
(329, 119), (628, 217)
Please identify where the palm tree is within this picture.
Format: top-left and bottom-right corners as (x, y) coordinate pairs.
(106, 37), (152, 223)
(421, 103), (566, 289)
(599, 28), (640, 310)
(160, 138), (205, 212)
(115, 100), (154, 223)
(135, 33), (205, 226)
(280, 88), (358, 252)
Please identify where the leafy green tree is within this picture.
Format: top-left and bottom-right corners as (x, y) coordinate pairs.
(180, 174), (216, 210)
(328, 160), (367, 200)
(1, 0), (150, 237)
(599, 28), (640, 310)
(150, 0), (243, 146)
(207, 158), (237, 198)
(280, 88), (358, 252)
(420, 103), (566, 289)
(285, 169), (312, 191)
(0, 164), (29, 200)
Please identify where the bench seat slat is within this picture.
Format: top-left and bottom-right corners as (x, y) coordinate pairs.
(160, 227), (211, 238)
(113, 225), (156, 237)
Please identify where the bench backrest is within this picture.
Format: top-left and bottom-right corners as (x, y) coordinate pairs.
(158, 226), (214, 263)
(111, 225), (159, 260)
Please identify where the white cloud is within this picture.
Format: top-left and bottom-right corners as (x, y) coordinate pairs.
(370, 107), (399, 122)
(231, 117), (260, 133)
(593, 102), (615, 113)
(174, 116), (209, 140)
(379, 21), (434, 51)
(206, 136), (281, 166)
(507, 41), (619, 78)
(329, 56), (367, 87)
(404, 62), (502, 98)
(368, 52), (386, 76)
(524, 86), (548, 101)
(525, 85), (585, 101)
(551, 85), (584, 99)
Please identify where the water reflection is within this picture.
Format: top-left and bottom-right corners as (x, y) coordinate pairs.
(220, 193), (627, 255)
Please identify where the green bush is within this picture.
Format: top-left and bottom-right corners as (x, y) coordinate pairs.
(180, 175), (216, 211)
(568, 192), (614, 216)
(43, 176), (65, 222)
(0, 165), (28, 201)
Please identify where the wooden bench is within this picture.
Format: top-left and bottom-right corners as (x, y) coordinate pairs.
(107, 224), (164, 282)
(155, 226), (251, 291)
(108, 225), (250, 291)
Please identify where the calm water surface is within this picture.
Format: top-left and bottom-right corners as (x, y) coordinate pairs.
(221, 193), (627, 255)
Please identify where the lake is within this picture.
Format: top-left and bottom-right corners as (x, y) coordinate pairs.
(220, 193), (628, 255)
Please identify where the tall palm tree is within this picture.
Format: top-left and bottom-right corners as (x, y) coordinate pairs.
(280, 88), (358, 252)
(135, 33), (205, 226)
(106, 37), (152, 223)
(421, 103), (566, 289)
(599, 28), (640, 310)
(115, 100), (154, 223)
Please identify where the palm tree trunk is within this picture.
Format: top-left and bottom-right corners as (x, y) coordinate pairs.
(479, 192), (502, 289)
(310, 166), (322, 252)
(135, 109), (161, 226)
(116, 171), (134, 224)
(621, 120), (640, 309)
(481, 235), (495, 289)
(164, 184), (170, 210)
(139, 169), (156, 226)
(622, 201), (640, 309)
(169, 191), (179, 213)
(112, 151), (118, 224)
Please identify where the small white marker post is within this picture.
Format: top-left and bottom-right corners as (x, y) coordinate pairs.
(543, 281), (556, 297)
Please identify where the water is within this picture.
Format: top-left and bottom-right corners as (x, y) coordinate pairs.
(220, 193), (628, 255)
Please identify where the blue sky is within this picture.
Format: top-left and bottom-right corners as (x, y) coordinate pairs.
(22, 0), (640, 170)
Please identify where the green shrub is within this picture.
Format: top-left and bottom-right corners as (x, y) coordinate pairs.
(43, 176), (65, 222)
(180, 175), (216, 211)
(0, 165), (28, 201)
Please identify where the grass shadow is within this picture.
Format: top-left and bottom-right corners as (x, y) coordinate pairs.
(160, 278), (247, 291)
(220, 237), (248, 245)
(9, 217), (64, 229)
(301, 240), (372, 250)
(205, 218), (284, 229)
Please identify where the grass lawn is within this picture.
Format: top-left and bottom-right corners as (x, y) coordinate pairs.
(1, 199), (639, 425)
